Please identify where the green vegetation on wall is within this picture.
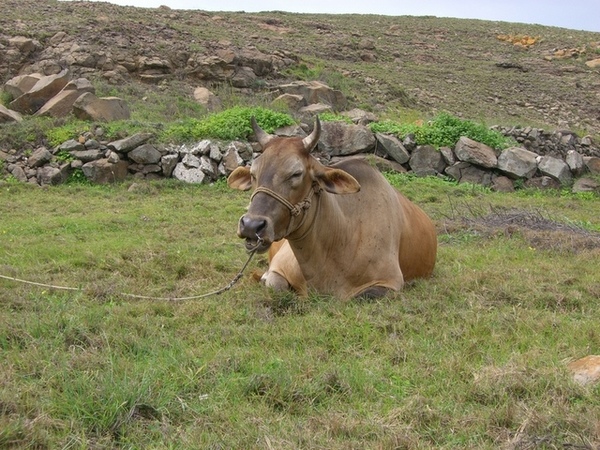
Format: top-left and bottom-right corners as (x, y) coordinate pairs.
(370, 112), (514, 149)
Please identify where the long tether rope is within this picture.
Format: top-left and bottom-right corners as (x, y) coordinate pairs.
(0, 242), (261, 301)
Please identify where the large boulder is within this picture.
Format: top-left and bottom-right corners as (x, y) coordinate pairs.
(172, 162), (207, 184)
(81, 159), (129, 183)
(35, 78), (95, 118)
(584, 156), (600, 174)
(3, 73), (43, 99)
(108, 133), (153, 153)
(275, 81), (347, 111)
(128, 144), (162, 164)
(375, 133), (410, 164)
(538, 155), (573, 185)
(497, 147), (538, 179)
(73, 92), (130, 121)
(445, 161), (492, 186)
(454, 136), (497, 169)
(9, 69), (70, 114)
(193, 87), (222, 111)
(0, 104), (23, 123)
(409, 145), (446, 176)
(318, 121), (376, 156)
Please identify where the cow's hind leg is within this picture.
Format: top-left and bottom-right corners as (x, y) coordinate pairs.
(354, 285), (393, 300)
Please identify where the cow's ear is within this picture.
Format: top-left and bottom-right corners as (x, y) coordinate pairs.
(227, 166), (253, 191)
(315, 167), (361, 194)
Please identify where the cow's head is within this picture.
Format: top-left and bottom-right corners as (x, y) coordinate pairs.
(227, 117), (360, 252)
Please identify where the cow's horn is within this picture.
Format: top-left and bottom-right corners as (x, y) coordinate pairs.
(251, 117), (273, 148)
(302, 117), (321, 153)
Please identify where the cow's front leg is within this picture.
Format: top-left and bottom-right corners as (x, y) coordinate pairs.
(262, 270), (292, 292)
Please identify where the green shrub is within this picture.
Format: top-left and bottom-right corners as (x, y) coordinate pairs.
(370, 112), (513, 149)
(1, 89), (13, 107)
(319, 112), (353, 124)
(46, 120), (91, 147)
(159, 106), (295, 142)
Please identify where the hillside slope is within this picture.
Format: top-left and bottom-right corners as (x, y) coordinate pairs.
(1, 0), (599, 134)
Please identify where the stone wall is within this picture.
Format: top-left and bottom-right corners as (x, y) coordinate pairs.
(1, 119), (599, 194)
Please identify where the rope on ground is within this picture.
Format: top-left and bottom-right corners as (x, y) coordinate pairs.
(0, 244), (260, 301)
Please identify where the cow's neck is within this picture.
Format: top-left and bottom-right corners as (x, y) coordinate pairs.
(285, 192), (349, 279)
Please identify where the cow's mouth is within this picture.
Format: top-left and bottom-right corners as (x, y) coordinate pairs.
(244, 236), (270, 253)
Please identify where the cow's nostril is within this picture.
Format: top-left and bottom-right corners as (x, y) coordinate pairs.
(240, 216), (267, 237)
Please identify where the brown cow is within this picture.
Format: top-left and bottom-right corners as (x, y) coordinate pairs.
(227, 117), (437, 299)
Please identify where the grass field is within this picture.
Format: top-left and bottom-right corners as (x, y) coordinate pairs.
(1, 176), (599, 449)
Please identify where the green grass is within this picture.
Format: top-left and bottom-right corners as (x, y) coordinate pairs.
(0, 176), (599, 448)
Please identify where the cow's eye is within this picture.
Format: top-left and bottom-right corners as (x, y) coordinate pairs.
(290, 171), (303, 180)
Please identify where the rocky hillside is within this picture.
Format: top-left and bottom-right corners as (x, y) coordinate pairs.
(1, 0), (600, 135)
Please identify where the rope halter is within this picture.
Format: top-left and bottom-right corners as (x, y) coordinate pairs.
(250, 183), (321, 237)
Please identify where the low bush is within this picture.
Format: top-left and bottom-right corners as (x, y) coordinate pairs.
(159, 106), (295, 142)
(370, 112), (513, 149)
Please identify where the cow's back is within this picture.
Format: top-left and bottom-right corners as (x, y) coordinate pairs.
(330, 157), (437, 281)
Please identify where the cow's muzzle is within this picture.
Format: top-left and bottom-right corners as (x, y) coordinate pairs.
(238, 215), (273, 253)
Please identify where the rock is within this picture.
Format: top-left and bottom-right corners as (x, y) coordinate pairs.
(375, 133), (410, 164)
(584, 156), (600, 174)
(402, 134), (417, 152)
(200, 155), (219, 180)
(108, 133), (153, 153)
(454, 136), (498, 169)
(567, 355), (600, 386)
(275, 80), (347, 110)
(572, 177), (600, 194)
(9, 165), (28, 182)
(72, 92), (130, 121)
(491, 175), (515, 192)
(0, 104), (23, 123)
(409, 145), (446, 176)
(27, 147), (53, 168)
(231, 66), (257, 88)
(106, 151), (120, 164)
(37, 165), (69, 185)
(128, 144), (162, 164)
(524, 176), (561, 190)
(342, 108), (378, 126)
(58, 139), (85, 152)
(208, 143), (223, 162)
(3, 73), (43, 99)
(319, 121), (376, 156)
(161, 154), (179, 177)
(9, 69), (70, 114)
(298, 103), (333, 117)
(81, 159), (129, 183)
(538, 155), (573, 185)
(272, 93), (306, 112)
(8, 36), (39, 54)
(497, 147), (538, 179)
(585, 58), (600, 68)
(193, 86), (222, 111)
(445, 161), (492, 186)
(182, 153), (201, 168)
(439, 147), (456, 165)
(69, 150), (102, 164)
(565, 150), (585, 176)
(172, 162), (207, 183)
(35, 78), (95, 118)
(222, 146), (245, 174)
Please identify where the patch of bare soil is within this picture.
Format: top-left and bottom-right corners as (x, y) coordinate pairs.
(441, 205), (600, 253)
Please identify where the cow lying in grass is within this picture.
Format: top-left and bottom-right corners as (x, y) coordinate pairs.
(228, 117), (437, 299)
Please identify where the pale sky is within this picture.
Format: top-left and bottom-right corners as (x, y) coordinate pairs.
(80, 0), (600, 32)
